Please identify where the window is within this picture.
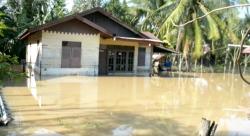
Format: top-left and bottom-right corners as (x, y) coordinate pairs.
(61, 41), (81, 68)
(138, 47), (146, 66)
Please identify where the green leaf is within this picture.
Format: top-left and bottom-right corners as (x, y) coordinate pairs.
(199, 3), (220, 40)
(159, 0), (190, 39)
(193, 12), (203, 59)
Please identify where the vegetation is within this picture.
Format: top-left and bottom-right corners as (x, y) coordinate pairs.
(72, 0), (102, 12)
(0, 12), (24, 86)
(0, 0), (249, 78)
(0, 53), (25, 86)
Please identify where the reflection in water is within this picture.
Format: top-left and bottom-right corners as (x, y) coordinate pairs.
(1, 73), (250, 136)
(26, 69), (42, 108)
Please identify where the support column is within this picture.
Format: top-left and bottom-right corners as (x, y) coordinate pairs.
(134, 46), (138, 74)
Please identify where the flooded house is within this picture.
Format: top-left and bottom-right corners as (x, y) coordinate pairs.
(19, 7), (171, 76)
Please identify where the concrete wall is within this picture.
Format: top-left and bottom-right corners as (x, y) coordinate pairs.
(41, 30), (100, 76)
(26, 32), (152, 76)
(26, 32), (42, 74)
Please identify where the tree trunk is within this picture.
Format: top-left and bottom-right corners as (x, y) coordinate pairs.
(199, 118), (217, 136)
(172, 24), (184, 63)
(185, 56), (190, 72)
(224, 48), (230, 73)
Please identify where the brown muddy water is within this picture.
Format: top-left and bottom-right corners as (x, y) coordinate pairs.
(0, 73), (250, 136)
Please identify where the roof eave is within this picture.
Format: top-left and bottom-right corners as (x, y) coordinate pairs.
(115, 36), (164, 44)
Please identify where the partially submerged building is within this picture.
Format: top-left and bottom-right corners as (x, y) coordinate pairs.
(20, 7), (172, 76)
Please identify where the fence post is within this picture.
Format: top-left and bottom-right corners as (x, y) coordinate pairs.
(0, 96), (9, 125)
(199, 118), (217, 136)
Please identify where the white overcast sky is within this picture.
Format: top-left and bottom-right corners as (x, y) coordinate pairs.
(0, 0), (249, 17)
(0, 0), (74, 11)
(65, 0), (74, 11)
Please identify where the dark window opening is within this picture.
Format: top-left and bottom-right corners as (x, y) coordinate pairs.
(138, 47), (146, 66)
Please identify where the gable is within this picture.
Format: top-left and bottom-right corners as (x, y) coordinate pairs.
(19, 15), (112, 40)
(46, 19), (99, 34)
(83, 12), (141, 38)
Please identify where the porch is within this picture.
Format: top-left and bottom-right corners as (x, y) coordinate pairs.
(99, 38), (153, 76)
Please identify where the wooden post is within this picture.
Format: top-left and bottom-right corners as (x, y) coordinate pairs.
(0, 96), (10, 126)
(39, 61), (42, 80)
(199, 118), (217, 136)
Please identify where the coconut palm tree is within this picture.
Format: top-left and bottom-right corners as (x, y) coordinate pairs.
(158, 0), (223, 59)
(128, 0), (176, 33)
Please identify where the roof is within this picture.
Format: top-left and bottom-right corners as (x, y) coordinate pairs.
(243, 47), (250, 54)
(18, 7), (163, 45)
(79, 7), (147, 38)
(116, 36), (163, 44)
(19, 14), (112, 40)
(141, 32), (160, 40)
(153, 45), (177, 53)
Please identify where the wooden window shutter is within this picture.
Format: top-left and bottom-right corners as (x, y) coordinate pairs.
(61, 41), (81, 68)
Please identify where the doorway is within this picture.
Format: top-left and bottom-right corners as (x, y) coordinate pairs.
(107, 46), (134, 73)
(99, 45), (108, 75)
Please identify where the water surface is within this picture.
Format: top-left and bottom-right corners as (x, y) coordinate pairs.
(1, 73), (250, 136)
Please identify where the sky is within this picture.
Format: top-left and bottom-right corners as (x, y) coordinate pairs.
(0, 0), (74, 11)
(65, 0), (74, 11)
(0, 0), (249, 17)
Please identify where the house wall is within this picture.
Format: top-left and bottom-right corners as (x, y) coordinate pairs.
(100, 38), (152, 75)
(26, 32), (42, 74)
(41, 30), (100, 76)
(26, 32), (152, 76)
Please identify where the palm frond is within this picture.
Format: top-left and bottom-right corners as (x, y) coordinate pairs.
(193, 12), (203, 59)
(211, 14), (240, 43)
(199, 2), (220, 40)
(141, 2), (176, 31)
(159, 0), (190, 40)
(183, 24), (193, 58)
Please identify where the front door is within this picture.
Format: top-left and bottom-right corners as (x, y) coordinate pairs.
(107, 46), (134, 73)
(115, 51), (127, 71)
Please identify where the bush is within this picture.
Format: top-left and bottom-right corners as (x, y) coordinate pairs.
(0, 52), (25, 86)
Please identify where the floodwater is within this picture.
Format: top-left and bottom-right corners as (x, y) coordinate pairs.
(1, 73), (250, 136)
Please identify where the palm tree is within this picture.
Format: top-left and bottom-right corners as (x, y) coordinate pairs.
(128, 0), (176, 33)
(159, 0), (222, 59)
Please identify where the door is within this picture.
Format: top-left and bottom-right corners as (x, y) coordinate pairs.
(115, 51), (127, 71)
(107, 46), (134, 73)
(99, 45), (107, 75)
(61, 41), (81, 68)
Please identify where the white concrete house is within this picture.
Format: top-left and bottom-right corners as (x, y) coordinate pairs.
(20, 8), (168, 76)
